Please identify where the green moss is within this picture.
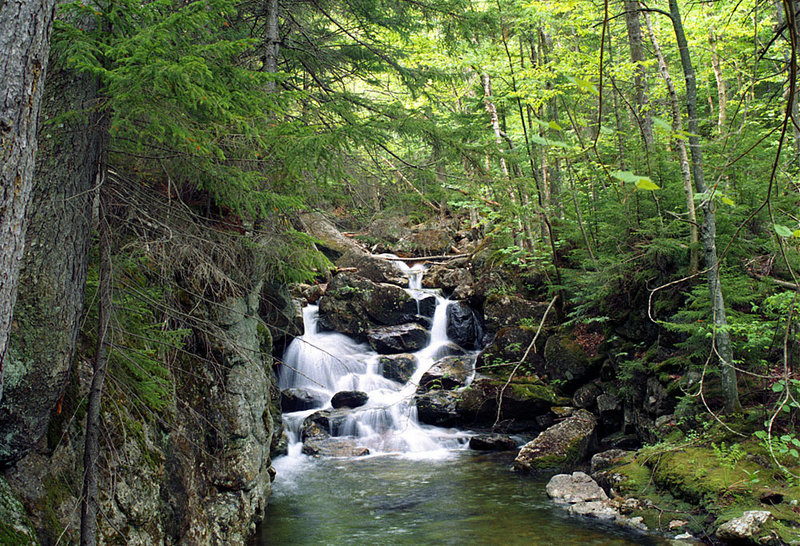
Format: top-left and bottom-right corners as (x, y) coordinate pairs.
(0, 478), (38, 545)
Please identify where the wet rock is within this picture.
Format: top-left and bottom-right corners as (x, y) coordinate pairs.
(546, 472), (608, 504)
(336, 251), (406, 286)
(573, 383), (601, 409)
(301, 409), (352, 438)
(418, 355), (474, 392)
(483, 294), (555, 333)
(513, 409), (597, 472)
(367, 323), (429, 354)
(302, 436), (370, 457)
(422, 264), (474, 298)
(716, 511), (772, 543)
(430, 342), (467, 360)
(457, 377), (557, 430)
(331, 390), (369, 409)
(568, 500), (618, 519)
(415, 390), (461, 427)
(379, 354), (417, 383)
(600, 432), (640, 450)
(299, 211), (366, 257)
(260, 282), (304, 352)
(0, 476), (39, 545)
(469, 434), (517, 451)
(446, 302), (484, 350)
(281, 388), (319, 412)
(597, 393), (623, 431)
(318, 273), (422, 339)
(543, 334), (593, 389)
(590, 449), (631, 474)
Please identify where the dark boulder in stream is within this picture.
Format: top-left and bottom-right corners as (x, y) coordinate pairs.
(331, 390), (369, 409)
(417, 355), (474, 392)
(514, 409), (597, 472)
(281, 388), (319, 412)
(446, 301), (484, 349)
(415, 390), (461, 427)
(379, 354), (417, 383)
(469, 434), (517, 451)
(367, 323), (429, 354)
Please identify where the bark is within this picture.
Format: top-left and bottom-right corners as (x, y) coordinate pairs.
(80, 191), (111, 546)
(623, 0), (653, 149)
(263, 0), (280, 91)
(0, 55), (102, 465)
(644, 11), (698, 275)
(0, 0), (59, 405)
(669, 0), (740, 414)
(708, 27), (727, 134)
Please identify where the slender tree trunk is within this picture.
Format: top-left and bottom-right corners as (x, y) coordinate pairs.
(623, 0), (653, 149)
(669, 0), (740, 414)
(80, 189), (111, 546)
(263, 0), (280, 91)
(0, 0), (59, 405)
(0, 52), (102, 465)
(708, 27), (727, 134)
(644, 11), (699, 275)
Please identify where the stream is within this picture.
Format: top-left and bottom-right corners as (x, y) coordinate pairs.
(258, 259), (666, 545)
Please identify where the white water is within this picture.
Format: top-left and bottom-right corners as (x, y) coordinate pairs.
(278, 257), (472, 459)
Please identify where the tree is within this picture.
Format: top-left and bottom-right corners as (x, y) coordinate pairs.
(0, 0), (59, 405)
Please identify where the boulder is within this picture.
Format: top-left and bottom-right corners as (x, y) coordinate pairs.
(469, 434), (517, 451)
(457, 377), (557, 430)
(483, 294), (555, 333)
(259, 282), (304, 352)
(379, 354), (417, 383)
(572, 383), (601, 409)
(368, 324), (429, 354)
(331, 390), (369, 409)
(446, 302), (484, 350)
(281, 388), (319, 412)
(716, 511), (772, 543)
(543, 334), (593, 389)
(597, 393), (623, 432)
(415, 390), (461, 427)
(336, 251), (406, 286)
(430, 342), (468, 360)
(590, 449), (631, 474)
(546, 472), (608, 504)
(317, 273), (423, 339)
(422, 264), (474, 298)
(513, 409), (597, 472)
(478, 327), (541, 376)
(407, 227), (453, 255)
(299, 212), (365, 257)
(418, 355), (474, 392)
(301, 426), (370, 457)
(300, 409), (352, 438)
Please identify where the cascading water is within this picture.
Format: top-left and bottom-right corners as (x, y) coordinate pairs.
(277, 257), (471, 459)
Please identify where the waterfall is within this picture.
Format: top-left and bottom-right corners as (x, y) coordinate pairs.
(278, 257), (473, 459)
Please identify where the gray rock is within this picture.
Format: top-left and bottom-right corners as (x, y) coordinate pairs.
(469, 434), (517, 451)
(569, 500), (618, 519)
(367, 323), (429, 354)
(483, 294), (555, 333)
(331, 390), (369, 409)
(716, 510), (772, 542)
(302, 437), (370, 457)
(301, 409), (352, 438)
(379, 354), (417, 383)
(415, 390), (462, 427)
(513, 409), (597, 472)
(546, 472), (609, 503)
(543, 334), (593, 389)
(418, 355), (474, 392)
(456, 377), (557, 430)
(590, 449), (630, 473)
(336, 251), (406, 286)
(573, 383), (601, 408)
(446, 302), (484, 350)
(430, 342), (468, 360)
(597, 393), (623, 431)
(299, 211), (366, 256)
(281, 388), (319, 412)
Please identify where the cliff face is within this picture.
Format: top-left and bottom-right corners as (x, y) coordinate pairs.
(1, 274), (288, 545)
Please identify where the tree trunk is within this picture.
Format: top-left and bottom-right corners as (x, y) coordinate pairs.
(263, 0), (280, 91)
(669, 0), (740, 414)
(0, 54), (102, 465)
(644, 11), (699, 275)
(623, 0), (653, 149)
(0, 0), (59, 405)
(708, 27), (727, 134)
(80, 190), (112, 546)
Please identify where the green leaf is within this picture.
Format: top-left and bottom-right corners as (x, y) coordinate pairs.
(610, 170), (639, 183)
(721, 197), (735, 206)
(548, 120), (563, 131)
(773, 382), (785, 392)
(635, 178), (660, 191)
(775, 224), (794, 238)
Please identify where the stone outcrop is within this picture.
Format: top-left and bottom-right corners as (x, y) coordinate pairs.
(513, 409), (597, 472)
(417, 355), (474, 392)
(457, 377), (557, 430)
(299, 212), (366, 257)
(445, 302), (483, 349)
(415, 390), (461, 427)
(367, 324), (429, 354)
(543, 334), (594, 389)
(336, 251), (406, 286)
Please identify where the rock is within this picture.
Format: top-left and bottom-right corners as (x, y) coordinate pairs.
(318, 273), (422, 339)
(281, 388), (319, 412)
(469, 434), (517, 451)
(422, 264), (474, 298)
(300, 211), (366, 257)
(573, 383), (601, 408)
(336, 251), (406, 286)
(302, 437), (370, 457)
(478, 327), (542, 375)
(569, 500), (618, 519)
(415, 390), (462, 427)
(546, 472), (609, 504)
(483, 294), (555, 333)
(0, 476), (39, 545)
(669, 520), (688, 530)
(260, 282), (304, 352)
(407, 227), (453, 255)
(716, 511), (772, 543)
(331, 390), (369, 409)
(513, 409), (597, 472)
(457, 377), (557, 430)
(368, 323), (429, 354)
(543, 334), (594, 389)
(590, 449), (630, 473)
(597, 393), (623, 431)
(600, 432), (640, 450)
(301, 409), (352, 438)
(446, 302), (484, 350)
(418, 355), (474, 392)
(379, 354), (417, 383)
(430, 342), (467, 360)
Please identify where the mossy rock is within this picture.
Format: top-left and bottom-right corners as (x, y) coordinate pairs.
(0, 477), (38, 545)
(513, 409), (597, 472)
(456, 377), (557, 429)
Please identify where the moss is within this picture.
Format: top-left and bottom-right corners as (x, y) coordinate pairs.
(0, 477), (38, 545)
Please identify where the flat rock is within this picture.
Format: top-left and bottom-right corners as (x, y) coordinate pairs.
(590, 449), (630, 474)
(716, 510), (772, 542)
(418, 355), (474, 392)
(469, 434), (517, 451)
(368, 323), (429, 354)
(546, 472), (608, 504)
